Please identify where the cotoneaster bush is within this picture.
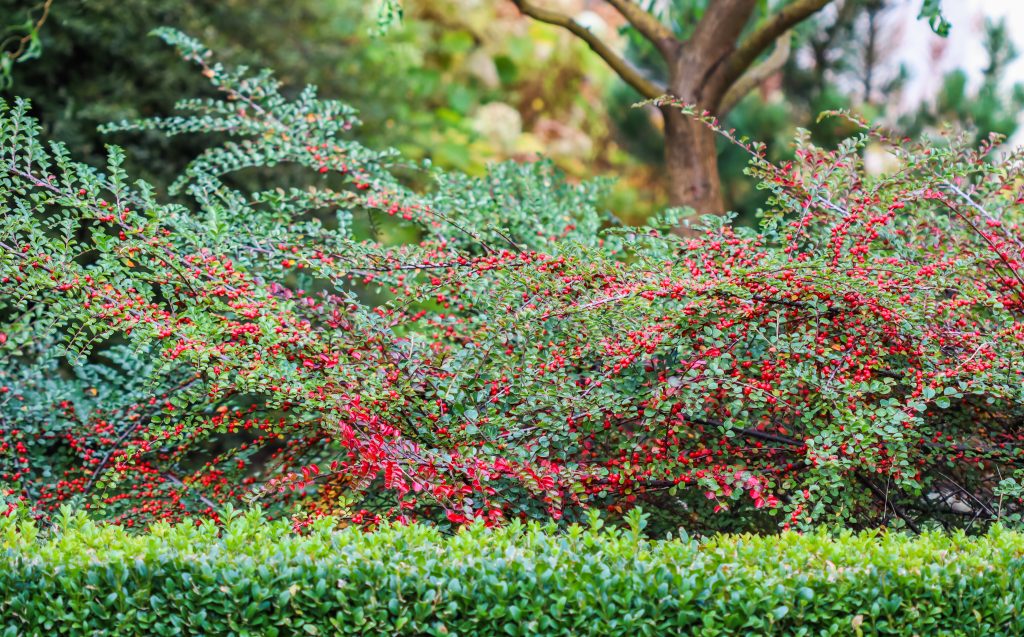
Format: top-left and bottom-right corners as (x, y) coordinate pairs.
(1, 30), (1023, 533)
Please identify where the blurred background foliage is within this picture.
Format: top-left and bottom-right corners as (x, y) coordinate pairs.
(0, 0), (657, 212)
(2, 0), (1022, 225)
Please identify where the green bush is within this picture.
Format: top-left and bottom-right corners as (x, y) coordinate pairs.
(2, 510), (1023, 636)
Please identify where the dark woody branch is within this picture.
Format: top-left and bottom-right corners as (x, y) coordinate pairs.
(510, 0), (666, 98)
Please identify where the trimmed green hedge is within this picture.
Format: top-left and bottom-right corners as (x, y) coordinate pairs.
(2, 510), (1023, 636)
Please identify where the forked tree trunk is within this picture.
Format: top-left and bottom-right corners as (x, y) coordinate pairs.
(510, 0), (833, 235)
(661, 105), (724, 224)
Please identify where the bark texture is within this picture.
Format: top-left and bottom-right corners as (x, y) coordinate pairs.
(510, 0), (835, 227)
(662, 105), (724, 217)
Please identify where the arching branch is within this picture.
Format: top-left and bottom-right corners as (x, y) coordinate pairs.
(605, 0), (679, 60)
(510, 0), (666, 99)
(718, 32), (791, 116)
(724, 0), (833, 90)
(686, 0), (759, 67)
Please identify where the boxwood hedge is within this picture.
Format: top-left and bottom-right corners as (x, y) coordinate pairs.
(1, 509), (1022, 636)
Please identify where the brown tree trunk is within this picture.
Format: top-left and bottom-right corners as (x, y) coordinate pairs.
(511, 0), (832, 236)
(657, 0), (756, 229)
(661, 104), (724, 221)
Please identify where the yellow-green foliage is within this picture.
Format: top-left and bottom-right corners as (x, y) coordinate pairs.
(2, 508), (1023, 636)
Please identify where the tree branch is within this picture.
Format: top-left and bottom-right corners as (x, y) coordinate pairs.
(1, 0), (53, 65)
(685, 416), (804, 448)
(724, 0), (833, 91)
(687, 0), (758, 65)
(511, 0), (666, 98)
(604, 0), (679, 60)
(718, 32), (791, 116)
(856, 474), (921, 533)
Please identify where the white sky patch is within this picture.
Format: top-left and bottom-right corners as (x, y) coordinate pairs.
(888, 0), (1024, 141)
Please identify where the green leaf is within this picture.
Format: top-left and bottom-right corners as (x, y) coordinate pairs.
(918, 0), (951, 37)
